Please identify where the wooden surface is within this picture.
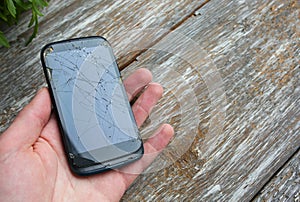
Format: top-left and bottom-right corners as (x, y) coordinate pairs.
(254, 149), (300, 201)
(0, 0), (299, 201)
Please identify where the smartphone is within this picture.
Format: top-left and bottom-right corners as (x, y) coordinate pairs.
(40, 36), (143, 176)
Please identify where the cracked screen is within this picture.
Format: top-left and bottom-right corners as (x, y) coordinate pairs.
(41, 37), (142, 167)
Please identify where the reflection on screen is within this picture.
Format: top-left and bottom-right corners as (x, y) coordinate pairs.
(44, 39), (138, 154)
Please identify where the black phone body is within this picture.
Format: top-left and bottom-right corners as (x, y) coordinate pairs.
(41, 36), (143, 175)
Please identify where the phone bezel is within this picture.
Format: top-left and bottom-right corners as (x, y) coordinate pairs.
(40, 36), (144, 176)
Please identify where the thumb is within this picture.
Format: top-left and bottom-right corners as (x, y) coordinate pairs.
(0, 88), (52, 151)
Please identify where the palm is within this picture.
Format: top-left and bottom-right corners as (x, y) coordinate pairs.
(0, 69), (173, 202)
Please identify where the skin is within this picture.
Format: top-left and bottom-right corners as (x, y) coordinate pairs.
(0, 68), (174, 202)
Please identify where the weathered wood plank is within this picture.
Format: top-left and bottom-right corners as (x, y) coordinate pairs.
(0, 0), (208, 131)
(253, 149), (300, 202)
(0, 0), (299, 201)
(120, 0), (300, 201)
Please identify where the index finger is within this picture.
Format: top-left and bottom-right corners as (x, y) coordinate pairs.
(123, 68), (152, 101)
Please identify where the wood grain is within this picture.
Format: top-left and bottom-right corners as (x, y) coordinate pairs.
(0, 0), (299, 201)
(121, 0), (300, 201)
(0, 0), (207, 131)
(253, 149), (300, 202)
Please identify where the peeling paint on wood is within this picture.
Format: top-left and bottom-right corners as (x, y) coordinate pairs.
(0, 0), (207, 131)
(253, 149), (300, 202)
(121, 0), (300, 201)
(0, 0), (299, 201)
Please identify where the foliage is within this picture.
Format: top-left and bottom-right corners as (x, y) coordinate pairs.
(0, 0), (48, 47)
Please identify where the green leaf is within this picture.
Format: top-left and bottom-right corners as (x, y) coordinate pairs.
(32, 1), (44, 16)
(0, 31), (10, 48)
(28, 13), (35, 27)
(14, 0), (31, 10)
(35, 0), (48, 7)
(0, 12), (8, 22)
(25, 12), (38, 45)
(6, 0), (17, 18)
(5, 14), (17, 26)
(0, 0), (49, 47)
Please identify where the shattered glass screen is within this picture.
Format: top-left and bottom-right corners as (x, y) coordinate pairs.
(43, 38), (140, 158)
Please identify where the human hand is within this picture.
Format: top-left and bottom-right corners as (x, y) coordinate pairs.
(0, 68), (174, 202)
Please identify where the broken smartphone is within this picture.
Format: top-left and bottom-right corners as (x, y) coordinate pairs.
(40, 36), (143, 175)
